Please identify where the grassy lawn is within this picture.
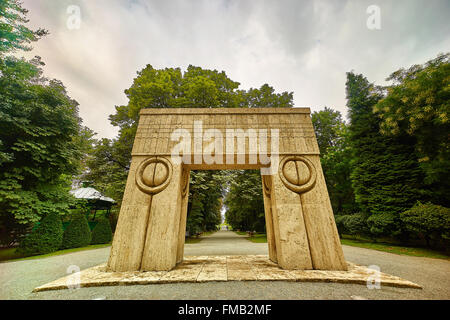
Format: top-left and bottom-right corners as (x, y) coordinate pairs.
(340, 238), (450, 260)
(234, 231), (267, 243)
(237, 232), (450, 260)
(0, 243), (111, 263)
(184, 230), (217, 244)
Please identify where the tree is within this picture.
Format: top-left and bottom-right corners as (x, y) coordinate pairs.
(312, 108), (356, 214)
(0, 0), (47, 54)
(18, 212), (63, 255)
(62, 214), (92, 249)
(91, 218), (113, 244)
(346, 72), (427, 237)
(185, 171), (225, 235)
(400, 202), (450, 248)
(224, 170), (265, 232)
(0, 57), (85, 245)
(311, 107), (345, 155)
(0, 1), (90, 246)
(374, 53), (450, 206)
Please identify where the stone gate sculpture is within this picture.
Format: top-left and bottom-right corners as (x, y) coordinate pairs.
(107, 108), (347, 272)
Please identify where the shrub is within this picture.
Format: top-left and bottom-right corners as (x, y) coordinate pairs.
(18, 212), (63, 256)
(367, 212), (402, 238)
(345, 213), (370, 236)
(335, 215), (349, 235)
(400, 202), (450, 248)
(62, 214), (91, 249)
(91, 218), (112, 244)
(335, 213), (370, 237)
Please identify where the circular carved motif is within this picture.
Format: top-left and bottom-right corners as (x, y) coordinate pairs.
(136, 157), (173, 195)
(279, 156), (317, 194)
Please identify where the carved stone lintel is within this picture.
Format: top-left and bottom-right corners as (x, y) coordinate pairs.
(278, 156), (316, 194)
(135, 157), (173, 195)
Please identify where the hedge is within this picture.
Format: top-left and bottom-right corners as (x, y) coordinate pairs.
(18, 212), (64, 256)
(62, 214), (92, 249)
(91, 218), (112, 244)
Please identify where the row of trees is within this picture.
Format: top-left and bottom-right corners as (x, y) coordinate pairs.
(82, 54), (449, 248)
(19, 212), (112, 256)
(314, 54), (449, 249)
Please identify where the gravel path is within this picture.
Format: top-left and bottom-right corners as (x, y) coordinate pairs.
(1, 230), (449, 300)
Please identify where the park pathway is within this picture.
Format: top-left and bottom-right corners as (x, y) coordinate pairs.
(184, 230), (268, 256)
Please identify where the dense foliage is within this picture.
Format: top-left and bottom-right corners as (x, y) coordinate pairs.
(0, 1), (88, 246)
(91, 218), (113, 244)
(314, 55), (449, 248)
(346, 72), (428, 237)
(224, 170), (265, 232)
(0, 0), (47, 54)
(374, 54), (450, 205)
(18, 212), (63, 255)
(311, 108), (357, 215)
(400, 202), (450, 248)
(61, 214), (92, 249)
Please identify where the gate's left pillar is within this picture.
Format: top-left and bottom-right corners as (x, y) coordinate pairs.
(107, 156), (183, 272)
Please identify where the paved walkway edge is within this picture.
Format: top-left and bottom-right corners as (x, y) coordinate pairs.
(33, 255), (422, 292)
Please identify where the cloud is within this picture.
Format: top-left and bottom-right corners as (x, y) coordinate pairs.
(20, 0), (450, 138)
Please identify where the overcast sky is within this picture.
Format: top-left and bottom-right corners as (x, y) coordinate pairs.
(21, 0), (450, 139)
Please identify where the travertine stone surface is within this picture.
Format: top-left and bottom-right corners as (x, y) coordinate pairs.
(261, 175), (278, 263)
(33, 255), (422, 292)
(176, 167), (191, 263)
(107, 108), (347, 272)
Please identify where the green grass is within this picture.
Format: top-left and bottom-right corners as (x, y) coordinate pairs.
(340, 238), (450, 260)
(185, 237), (202, 244)
(247, 234), (267, 243)
(235, 231), (268, 243)
(0, 243), (111, 263)
(184, 230), (218, 244)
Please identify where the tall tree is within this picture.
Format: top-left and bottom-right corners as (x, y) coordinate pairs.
(0, 1), (88, 246)
(346, 72), (427, 237)
(312, 108), (356, 214)
(374, 53), (450, 206)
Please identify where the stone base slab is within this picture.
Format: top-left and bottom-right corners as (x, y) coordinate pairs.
(33, 255), (421, 292)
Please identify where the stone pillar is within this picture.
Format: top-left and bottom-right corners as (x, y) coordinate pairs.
(269, 158), (313, 270)
(274, 155), (347, 271)
(107, 156), (183, 272)
(261, 174), (278, 263)
(297, 155), (347, 270)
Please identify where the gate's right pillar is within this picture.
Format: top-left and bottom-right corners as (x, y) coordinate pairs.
(269, 155), (348, 271)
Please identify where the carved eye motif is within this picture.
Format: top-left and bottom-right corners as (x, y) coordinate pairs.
(136, 157), (173, 195)
(279, 156), (316, 194)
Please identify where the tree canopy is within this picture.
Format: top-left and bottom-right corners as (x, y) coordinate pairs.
(0, 1), (90, 246)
